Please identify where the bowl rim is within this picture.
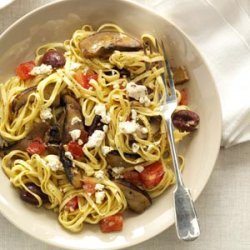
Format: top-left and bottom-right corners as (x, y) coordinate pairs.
(0, 0), (222, 249)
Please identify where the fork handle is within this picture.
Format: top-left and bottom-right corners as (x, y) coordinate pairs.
(165, 118), (200, 241)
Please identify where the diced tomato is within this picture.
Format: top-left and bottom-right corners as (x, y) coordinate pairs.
(82, 177), (96, 194)
(16, 61), (35, 80)
(65, 197), (78, 212)
(67, 141), (83, 159)
(139, 161), (165, 189)
(100, 213), (123, 233)
(75, 71), (98, 89)
(26, 137), (46, 155)
(123, 170), (142, 186)
(179, 88), (188, 106)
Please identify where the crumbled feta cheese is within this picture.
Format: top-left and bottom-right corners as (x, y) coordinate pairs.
(112, 167), (124, 174)
(94, 170), (105, 180)
(67, 61), (81, 71)
(45, 155), (63, 171)
(95, 191), (106, 204)
(101, 146), (113, 156)
(134, 165), (144, 173)
(65, 151), (74, 160)
(126, 82), (150, 107)
(139, 96), (151, 107)
(132, 143), (139, 153)
(40, 108), (53, 121)
(89, 79), (97, 85)
(103, 125), (108, 133)
(119, 121), (140, 134)
(94, 104), (111, 124)
(85, 130), (105, 149)
(131, 109), (137, 121)
(95, 183), (105, 191)
(29, 64), (52, 75)
(78, 139), (83, 145)
(141, 127), (148, 134)
(71, 116), (82, 125)
(69, 129), (81, 141)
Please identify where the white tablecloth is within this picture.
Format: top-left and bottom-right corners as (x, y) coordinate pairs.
(0, 1), (250, 250)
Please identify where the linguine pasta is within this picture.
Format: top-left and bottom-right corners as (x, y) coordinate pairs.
(0, 24), (195, 233)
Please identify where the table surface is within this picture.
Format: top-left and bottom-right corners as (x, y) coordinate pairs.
(0, 1), (250, 250)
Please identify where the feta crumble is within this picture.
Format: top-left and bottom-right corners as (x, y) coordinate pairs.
(67, 61), (81, 71)
(112, 167), (124, 174)
(119, 121), (139, 134)
(65, 151), (74, 160)
(95, 183), (105, 191)
(101, 146), (113, 156)
(94, 104), (111, 124)
(103, 125), (108, 133)
(84, 130), (105, 149)
(126, 82), (150, 106)
(94, 170), (105, 180)
(134, 165), (144, 173)
(95, 191), (106, 204)
(69, 129), (81, 141)
(29, 64), (52, 76)
(71, 116), (82, 125)
(141, 127), (148, 134)
(40, 108), (53, 121)
(132, 143), (139, 153)
(45, 155), (63, 171)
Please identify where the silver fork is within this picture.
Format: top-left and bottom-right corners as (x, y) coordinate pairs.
(157, 40), (200, 241)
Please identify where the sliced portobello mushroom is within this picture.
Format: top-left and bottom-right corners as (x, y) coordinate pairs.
(115, 179), (152, 213)
(59, 146), (82, 188)
(86, 115), (103, 136)
(12, 85), (60, 113)
(62, 94), (88, 144)
(172, 66), (189, 85)
(106, 150), (139, 168)
(79, 31), (142, 58)
(0, 122), (50, 156)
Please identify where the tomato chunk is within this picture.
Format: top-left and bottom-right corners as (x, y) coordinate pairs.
(26, 137), (45, 155)
(65, 197), (78, 212)
(67, 141), (83, 159)
(16, 61), (35, 80)
(100, 213), (123, 233)
(123, 170), (142, 186)
(75, 71), (98, 89)
(179, 88), (188, 106)
(139, 161), (164, 189)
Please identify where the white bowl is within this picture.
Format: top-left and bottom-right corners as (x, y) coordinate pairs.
(0, 0), (222, 249)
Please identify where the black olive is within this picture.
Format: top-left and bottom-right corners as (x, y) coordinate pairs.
(19, 183), (48, 206)
(42, 49), (66, 68)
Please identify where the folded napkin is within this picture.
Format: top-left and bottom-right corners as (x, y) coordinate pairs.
(134, 0), (250, 147)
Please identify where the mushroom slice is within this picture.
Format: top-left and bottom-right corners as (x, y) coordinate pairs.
(59, 146), (82, 188)
(79, 31), (142, 58)
(172, 66), (190, 85)
(106, 150), (139, 168)
(62, 94), (88, 144)
(12, 85), (60, 113)
(12, 86), (36, 112)
(115, 179), (152, 213)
